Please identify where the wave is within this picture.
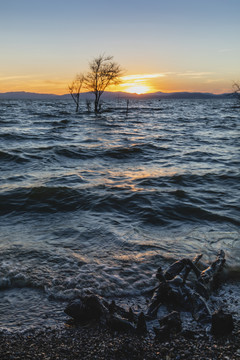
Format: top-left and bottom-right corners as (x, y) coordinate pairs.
(0, 186), (83, 214)
(0, 271), (41, 291)
(53, 143), (161, 161)
(1, 246), (239, 303)
(54, 146), (92, 160)
(0, 247), (156, 300)
(1, 178), (239, 226)
(137, 172), (239, 190)
(168, 172), (240, 187)
(104, 145), (143, 159)
(0, 150), (29, 163)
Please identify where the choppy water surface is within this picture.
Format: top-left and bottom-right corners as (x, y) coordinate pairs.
(0, 98), (239, 331)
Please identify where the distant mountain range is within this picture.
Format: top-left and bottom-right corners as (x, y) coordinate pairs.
(0, 91), (231, 100)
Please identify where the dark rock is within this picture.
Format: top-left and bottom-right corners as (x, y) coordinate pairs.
(85, 295), (104, 318)
(211, 309), (234, 336)
(181, 329), (197, 339)
(64, 299), (85, 320)
(158, 311), (182, 333)
(64, 295), (105, 322)
(107, 301), (137, 322)
(154, 311), (182, 340)
(136, 312), (147, 334)
(108, 300), (116, 314)
(154, 325), (170, 340)
(127, 307), (134, 322)
(107, 315), (135, 333)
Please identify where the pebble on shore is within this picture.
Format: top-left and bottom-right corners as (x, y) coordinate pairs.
(0, 321), (239, 360)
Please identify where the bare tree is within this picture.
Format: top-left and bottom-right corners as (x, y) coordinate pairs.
(68, 73), (85, 112)
(233, 82), (240, 99)
(84, 55), (123, 113)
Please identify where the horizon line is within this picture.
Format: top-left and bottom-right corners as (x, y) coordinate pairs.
(0, 90), (232, 96)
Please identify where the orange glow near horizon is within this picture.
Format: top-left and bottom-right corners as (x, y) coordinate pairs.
(0, 72), (233, 95)
(1, 2), (239, 97)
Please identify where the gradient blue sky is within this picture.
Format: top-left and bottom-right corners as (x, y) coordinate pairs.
(1, 0), (240, 94)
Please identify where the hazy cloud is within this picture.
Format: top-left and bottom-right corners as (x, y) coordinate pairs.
(204, 79), (224, 83)
(177, 71), (214, 79)
(44, 79), (66, 85)
(121, 74), (166, 81)
(219, 48), (232, 53)
(0, 75), (34, 81)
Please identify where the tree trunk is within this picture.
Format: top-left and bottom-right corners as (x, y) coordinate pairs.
(94, 93), (99, 113)
(94, 101), (98, 113)
(76, 93), (80, 112)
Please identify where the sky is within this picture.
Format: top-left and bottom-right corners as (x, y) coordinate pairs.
(1, 0), (240, 94)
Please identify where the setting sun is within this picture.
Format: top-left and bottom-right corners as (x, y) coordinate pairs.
(125, 85), (151, 94)
(117, 74), (163, 94)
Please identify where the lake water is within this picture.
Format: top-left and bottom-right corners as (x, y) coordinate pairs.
(0, 98), (239, 332)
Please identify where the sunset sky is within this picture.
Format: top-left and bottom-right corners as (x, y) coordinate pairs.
(1, 0), (240, 94)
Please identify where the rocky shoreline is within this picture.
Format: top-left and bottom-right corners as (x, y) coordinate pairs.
(1, 251), (239, 359)
(0, 322), (240, 360)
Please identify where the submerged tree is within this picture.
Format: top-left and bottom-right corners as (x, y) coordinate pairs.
(84, 55), (123, 113)
(68, 73), (85, 112)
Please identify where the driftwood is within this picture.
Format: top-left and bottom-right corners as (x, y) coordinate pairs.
(147, 250), (225, 323)
(64, 250), (232, 336)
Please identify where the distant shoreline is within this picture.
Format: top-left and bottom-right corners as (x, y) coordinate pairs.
(0, 90), (233, 101)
